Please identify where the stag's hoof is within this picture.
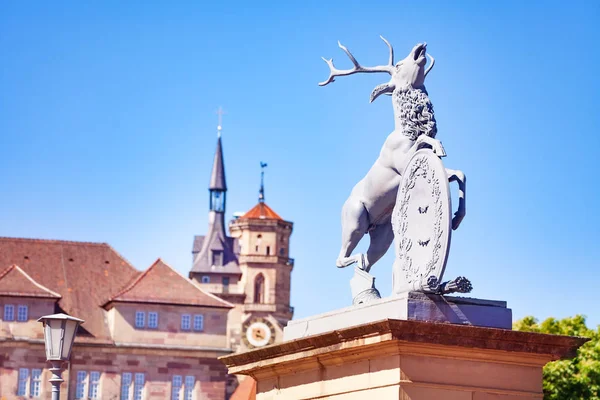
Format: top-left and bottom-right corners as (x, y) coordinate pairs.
(452, 212), (465, 230)
(336, 257), (357, 268)
(434, 142), (447, 157)
(337, 254), (366, 269)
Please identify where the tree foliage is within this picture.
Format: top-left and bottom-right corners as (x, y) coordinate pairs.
(514, 315), (600, 399)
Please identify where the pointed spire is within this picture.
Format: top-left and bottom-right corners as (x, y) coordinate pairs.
(259, 162), (267, 203)
(209, 108), (227, 191)
(209, 137), (227, 191)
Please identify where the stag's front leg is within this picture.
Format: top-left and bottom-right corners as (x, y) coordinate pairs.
(336, 198), (370, 269)
(446, 168), (466, 230)
(396, 136), (446, 175)
(416, 136), (446, 157)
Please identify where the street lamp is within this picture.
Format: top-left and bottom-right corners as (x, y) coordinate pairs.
(38, 313), (84, 400)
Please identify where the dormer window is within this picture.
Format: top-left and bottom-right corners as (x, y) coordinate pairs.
(148, 312), (158, 329)
(181, 314), (191, 331)
(17, 305), (28, 321)
(3, 304), (15, 321)
(135, 311), (145, 328)
(212, 250), (223, 267)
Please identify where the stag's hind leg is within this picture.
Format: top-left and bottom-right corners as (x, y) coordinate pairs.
(363, 219), (394, 273)
(336, 199), (369, 268)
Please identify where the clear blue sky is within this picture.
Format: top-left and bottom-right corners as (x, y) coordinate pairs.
(2, 1), (599, 327)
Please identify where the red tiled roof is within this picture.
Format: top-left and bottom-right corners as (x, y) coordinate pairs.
(104, 258), (233, 309)
(230, 377), (256, 400)
(0, 265), (61, 298)
(0, 237), (140, 343)
(239, 202), (283, 221)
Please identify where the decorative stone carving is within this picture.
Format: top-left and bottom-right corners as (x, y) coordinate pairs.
(319, 38), (470, 302)
(392, 149), (451, 294)
(350, 266), (381, 305)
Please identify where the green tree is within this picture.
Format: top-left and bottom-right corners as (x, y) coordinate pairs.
(513, 315), (600, 399)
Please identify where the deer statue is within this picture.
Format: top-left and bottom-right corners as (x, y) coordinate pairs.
(320, 37), (466, 275)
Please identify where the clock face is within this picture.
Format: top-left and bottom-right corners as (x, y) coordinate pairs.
(242, 317), (276, 349)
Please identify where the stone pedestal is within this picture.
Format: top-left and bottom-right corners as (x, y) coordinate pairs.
(220, 319), (586, 400)
(284, 292), (512, 341)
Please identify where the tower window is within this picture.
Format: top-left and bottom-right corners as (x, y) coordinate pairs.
(266, 246), (271, 256)
(201, 276), (210, 283)
(222, 277), (230, 293)
(279, 248), (284, 256)
(254, 274), (265, 304)
(255, 235), (262, 253)
(212, 250), (223, 266)
(210, 191), (226, 212)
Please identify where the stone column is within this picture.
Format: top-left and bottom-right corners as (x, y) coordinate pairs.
(220, 319), (586, 400)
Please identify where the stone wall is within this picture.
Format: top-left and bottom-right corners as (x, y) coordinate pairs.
(106, 303), (229, 348)
(0, 297), (56, 340)
(0, 343), (229, 400)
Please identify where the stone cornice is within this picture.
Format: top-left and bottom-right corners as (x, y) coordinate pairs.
(220, 319), (588, 377)
(1, 338), (233, 358)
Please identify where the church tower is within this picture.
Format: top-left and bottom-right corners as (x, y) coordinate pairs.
(229, 163), (294, 351)
(190, 126), (244, 306)
(190, 119), (294, 354)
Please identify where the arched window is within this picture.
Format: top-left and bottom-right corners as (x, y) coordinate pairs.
(254, 274), (265, 303)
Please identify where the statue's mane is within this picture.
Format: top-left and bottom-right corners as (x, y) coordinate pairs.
(393, 86), (437, 141)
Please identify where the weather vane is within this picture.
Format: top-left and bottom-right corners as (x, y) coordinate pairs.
(259, 162), (268, 202)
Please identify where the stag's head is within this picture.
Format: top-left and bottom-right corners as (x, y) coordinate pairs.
(319, 37), (434, 102)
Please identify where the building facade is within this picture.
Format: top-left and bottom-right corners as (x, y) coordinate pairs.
(0, 240), (232, 400)
(0, 128), (293, 400)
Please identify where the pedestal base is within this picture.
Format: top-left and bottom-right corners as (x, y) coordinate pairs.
(284, 292), (512, 341)
(221, 319), (586, 400)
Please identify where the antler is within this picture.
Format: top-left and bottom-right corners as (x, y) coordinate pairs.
(319, 36), (394, 86)
(425, 53), (435, 77)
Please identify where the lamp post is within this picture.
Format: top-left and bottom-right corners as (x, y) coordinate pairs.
(38, 313), (84, 400)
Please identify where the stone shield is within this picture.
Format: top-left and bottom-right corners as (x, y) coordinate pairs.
(392, 148), (451, 294)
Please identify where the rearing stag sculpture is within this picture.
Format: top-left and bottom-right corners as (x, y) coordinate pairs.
(320, 37), (466, 273)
